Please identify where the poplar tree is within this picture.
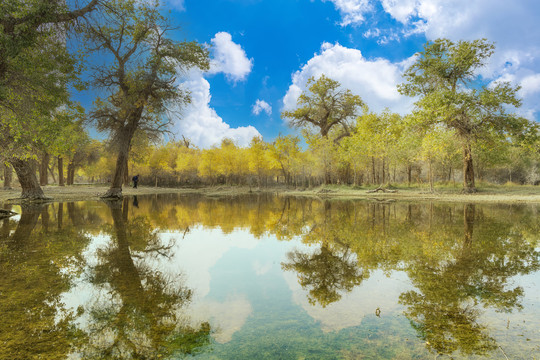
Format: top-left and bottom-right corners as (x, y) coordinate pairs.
(282, 75), (363, 141)
(0, 0), (99, 199)
(84, 0), (209, 198)
(398, 38), (533, 193)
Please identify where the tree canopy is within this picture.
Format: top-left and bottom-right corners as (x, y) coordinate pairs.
(282, 75), (363, 140)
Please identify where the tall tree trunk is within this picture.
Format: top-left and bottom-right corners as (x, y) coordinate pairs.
(371, 157), (376, 184)
(382, 157), (386, 185)
(102, 127), (135, 199)
(9, 158), (47, 200)
(462, 143), (476, 193)
(3, 163), (12, 189)
(429, 159), (434, 193)
(407, 164), (412, 186)
(40, 152), (49, 186)
(58, 156), (65, 186)
(67, 162), (75, 185)
(123, 156), (130, 186)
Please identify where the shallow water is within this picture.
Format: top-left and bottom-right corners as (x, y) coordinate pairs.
(1, 194), (539, 359)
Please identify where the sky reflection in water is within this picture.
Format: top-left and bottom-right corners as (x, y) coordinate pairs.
(1, 194), (539, 359)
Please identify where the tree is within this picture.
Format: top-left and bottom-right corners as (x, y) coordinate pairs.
(353, 109), (402, 185)
(84, 0), (209, 198)
(419, 126), (460, 192)
(282, 75), (363, 141)
(0, 0), (99, 96)
(0, 1), (98, 199)
(247, 136), (271, 188)
(399, 38), (534, 192)
(268, 135), (301, 185)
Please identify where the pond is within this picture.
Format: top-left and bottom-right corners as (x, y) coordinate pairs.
(1, 194), (539, 359)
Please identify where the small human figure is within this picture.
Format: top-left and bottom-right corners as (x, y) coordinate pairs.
(132, 174), (139, 188)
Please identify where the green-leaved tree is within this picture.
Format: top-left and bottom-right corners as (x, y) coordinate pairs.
(398, 38), (534, 192)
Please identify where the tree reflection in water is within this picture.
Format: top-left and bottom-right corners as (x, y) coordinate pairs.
(399, 204), (540, 356)
(277, 200), (539, 358)
(0, 203), (91, 360)
(1, 195), (539, 359)
(282, 244), (366, 307)
(0, 199), (211, 360)
(79, 198), (211, 359)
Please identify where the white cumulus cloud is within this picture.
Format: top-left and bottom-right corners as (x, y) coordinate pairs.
(208, 32), (253, 82)
(322, 0), (372, 26)
(173, 71), (261, 148)
(520, 73), (540, 97)
(169, 32), (260, 148)
(252, 99), (272, 116)
(283, 42), (414, 116)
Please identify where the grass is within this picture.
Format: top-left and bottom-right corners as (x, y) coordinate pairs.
(2, 182), (540, 204)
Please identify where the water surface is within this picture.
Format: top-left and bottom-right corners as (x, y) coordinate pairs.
(1, 194), (539, 359)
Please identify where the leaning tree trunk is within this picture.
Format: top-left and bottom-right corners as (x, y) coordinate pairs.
(3, 163), (12, 189)
(123, 156), (130, 186)
(58, 156), (65, 186)
(102, 126), (137, 199)
(9, 158), (48, 200)
(462, 143), (476, 193)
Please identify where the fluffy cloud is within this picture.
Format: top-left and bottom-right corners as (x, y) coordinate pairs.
(520, 74), (540, 97)
(380, 0), (417, 23)
(173, 71), (260, 148)
(323, 0), (372, 26)
(208, 32), (253, 82)
(169, 32), (260, 148)
(283, 42), (414, 115)
(252, 99), (272, 116)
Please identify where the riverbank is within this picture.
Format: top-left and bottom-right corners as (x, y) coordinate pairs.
(2, 183), (540, 204)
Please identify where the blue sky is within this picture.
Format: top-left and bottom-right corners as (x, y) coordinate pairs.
(111, 0), (540, 147)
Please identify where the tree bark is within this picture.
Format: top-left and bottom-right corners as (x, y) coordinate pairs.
(102, 127), (136, 199)
(462, 143), (476, 193)
(58, 156), (65, 186)
(67, 162), (75, 185)
(9, 158), (48, 200)
(429, 159), (434, 193)
(40, 152), (49, 186)
(382, 157), (386, 185)
(3, 163), (12, 189)
(371, 157), (376, 184)
(123, 156), (130, 186)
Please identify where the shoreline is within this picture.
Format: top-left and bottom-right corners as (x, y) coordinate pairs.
(2, 184), (540, 205)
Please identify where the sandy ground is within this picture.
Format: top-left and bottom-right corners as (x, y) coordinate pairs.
(2, 184), (540, 204)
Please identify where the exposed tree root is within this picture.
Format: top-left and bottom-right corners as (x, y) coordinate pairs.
(100, 187), (123, 200)
(367, 187), (398, 193)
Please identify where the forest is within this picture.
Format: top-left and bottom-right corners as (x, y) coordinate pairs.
(1, 0), (539, 200)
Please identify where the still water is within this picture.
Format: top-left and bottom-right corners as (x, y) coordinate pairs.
(1, 194), (539, 359)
